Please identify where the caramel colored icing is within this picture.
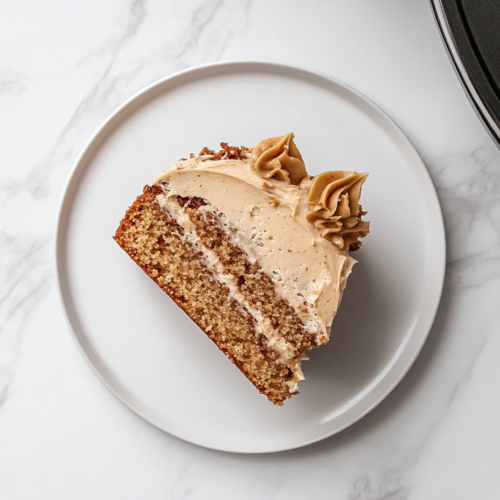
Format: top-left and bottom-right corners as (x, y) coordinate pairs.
(250, 133), (307, 185)
(153, 135), (369, 386)
(306, 171), (370, 250)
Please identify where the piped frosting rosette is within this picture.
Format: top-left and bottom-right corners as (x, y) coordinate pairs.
(306, 171), (370, 250)
(250, 133), (307, 185)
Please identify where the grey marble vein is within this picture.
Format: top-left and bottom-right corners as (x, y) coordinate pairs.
(174, 0), (224, 58)
(349, 469), (408, 500)
(169, 463), (198, 500)
(162, 0), (252, 62)
(433, 142), (500, 277)
(0, 0), (147, 203)
(0, 79), (26, 96)
(0, 231), (51, 407)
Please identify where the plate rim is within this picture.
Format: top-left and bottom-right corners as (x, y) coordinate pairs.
(55, 60), (446, 454)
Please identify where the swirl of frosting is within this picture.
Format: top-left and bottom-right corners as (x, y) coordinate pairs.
(250, 133), (307, 185)
(306, 171), (370, 250)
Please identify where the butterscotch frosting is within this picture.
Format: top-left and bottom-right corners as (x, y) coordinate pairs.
(307, 171), (370, 250)
(250, 133), (307, 185)
(153, 135), (369, 390)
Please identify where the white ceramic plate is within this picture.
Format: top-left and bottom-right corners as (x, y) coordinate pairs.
(56, 61), (445, 453)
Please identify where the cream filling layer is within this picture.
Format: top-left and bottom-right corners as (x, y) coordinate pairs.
(156, 193), (305, 391)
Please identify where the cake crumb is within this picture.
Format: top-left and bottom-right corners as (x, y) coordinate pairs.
(198, 143), (249, 160)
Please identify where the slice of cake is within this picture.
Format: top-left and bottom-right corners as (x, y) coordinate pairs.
(114, 134), (370, 405)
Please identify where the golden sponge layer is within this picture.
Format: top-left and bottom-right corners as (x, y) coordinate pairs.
(114, 185), (295, 404)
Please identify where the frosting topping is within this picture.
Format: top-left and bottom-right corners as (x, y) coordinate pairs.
(152, 135), (369, 391)
(307, 171), (370, 250)
(154, 155), (355, 337)
(250, 133), (307, 185)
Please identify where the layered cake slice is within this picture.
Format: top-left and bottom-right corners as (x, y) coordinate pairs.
(114, 134), (369, 405)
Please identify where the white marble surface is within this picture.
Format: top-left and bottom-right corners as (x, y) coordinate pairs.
(1, 1), (499, 498)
